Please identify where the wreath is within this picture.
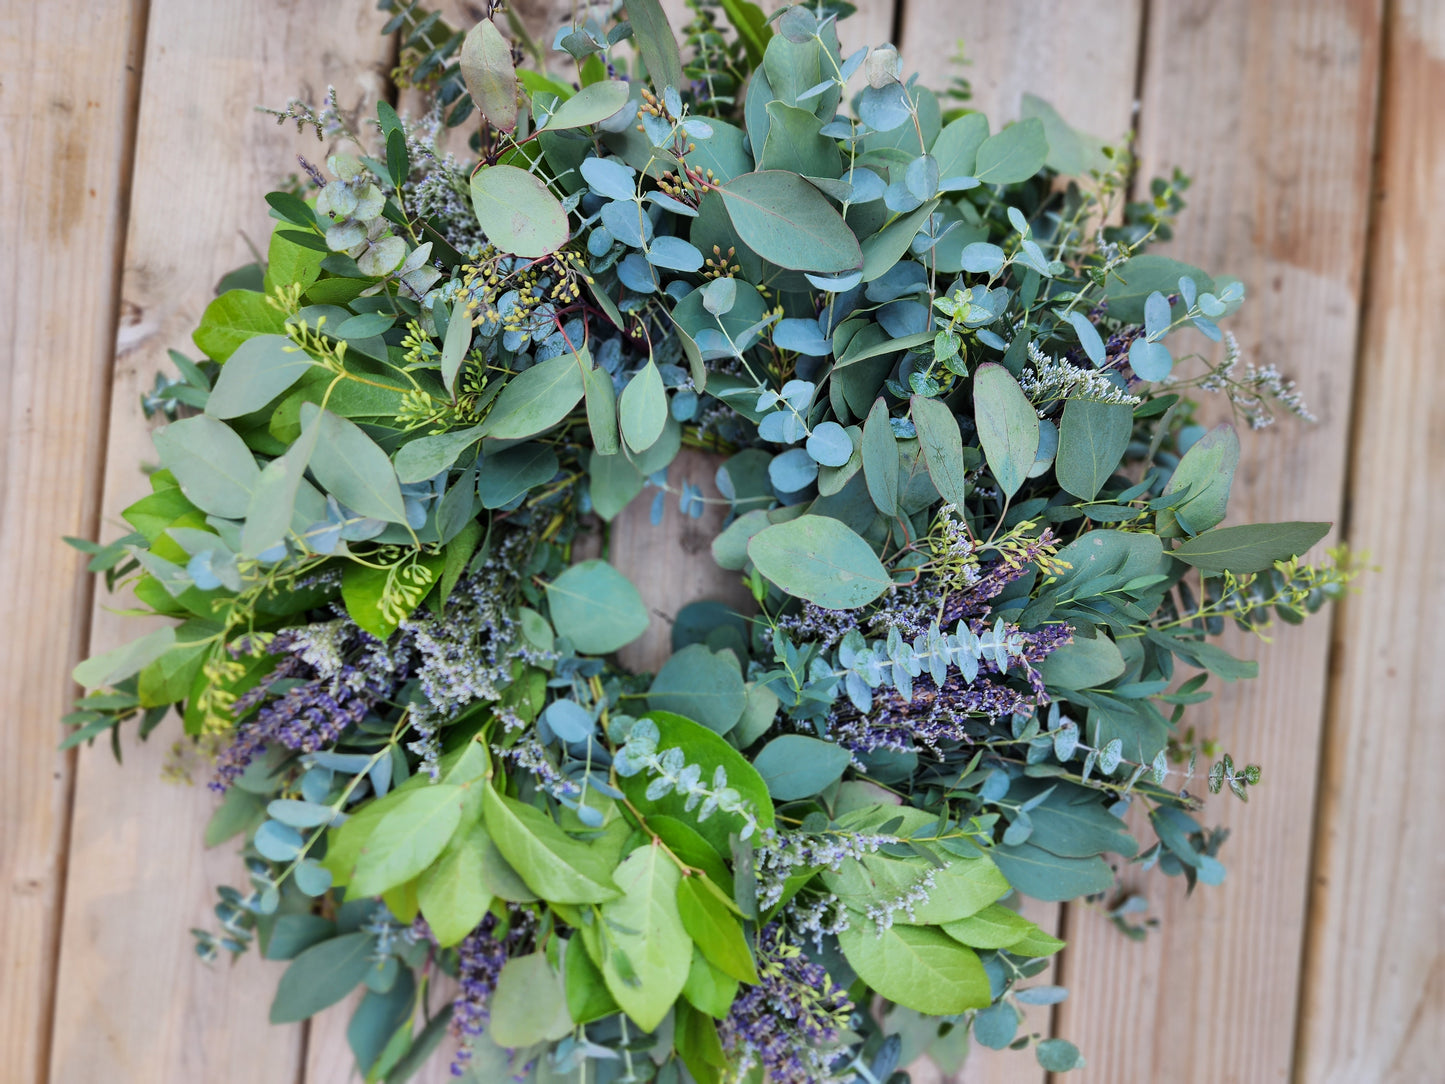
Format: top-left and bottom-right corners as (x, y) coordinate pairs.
(67, 2), (1357, 1080)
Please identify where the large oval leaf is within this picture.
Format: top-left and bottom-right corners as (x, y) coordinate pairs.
(752, 734), (850, 800)
(459, 18), (518, 132)
(478, 350), (588, 440)
(1157, 423), (1239, 537)
(972, 363), (1040, 499)
(270, 932), (376, 1023)
(1056, 397), (1133, 501)
(350, 784), (466, 897)
(545, 80), (631, 130)
(910, 394), (969, 509)
(300, 404), (408, 523)
(470, 164), (568, 257)
(647, 644), (747, 735)
(152, 414), (260, 519)
(1170, 520), (1331, 575)
(206, 334), (313, 419)
(598, 845), (692, 1032)
(545, 558), (649, 655)
(837, 922), (991, 1015)
(716, 171), (862, 273)
(481, 787), (620, 904)
(747, 514), (892, 610)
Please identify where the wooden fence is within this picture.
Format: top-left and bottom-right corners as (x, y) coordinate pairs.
(3, 1), (1440, 1081)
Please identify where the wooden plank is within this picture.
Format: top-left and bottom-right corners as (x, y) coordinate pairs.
(45, 4), (391, 1081)
(1294, 4), (1444, 1081)
(1054, 3), (1385, 1082)
(893, 3), (1141, 1081)
(0, 4), (146, 1083)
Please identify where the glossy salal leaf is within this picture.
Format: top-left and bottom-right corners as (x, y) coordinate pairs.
(717, 171), (862, 273)
(1170, 520), (1331, 574)
(300, 404), (409, 524)
(460, 18), (518, 132)
(481, 787), (621, 904)
(972, 363), (1040, 499)
(206, 334), (312, 419)
(747, 514), (892, 609)
(192, 288), (285, 361)
(349, 784), (466, 898)
(489, 953), (573, 1046)
(1056, 397), (1132, 500)
(417, 820), (494, 948)
(1157, 423), (1239, 537)
(620, 359), (668, 452)
(477, 349), (588, 440)
(599, 844), (692, 1032)
(544, 79), (630, 130)
(648, 644), (747, 734)
(677, 876), (759, 984)
(941, 903), (1043, 951)
(270, 932), (376, 1023)
(911, 394), (970, 510)
(470, 164), (568, 258)
(152, 414), (260, 519)
(753, 734), (851, 800)
(837, 922), (991, 1015)
(545, 558), (649, 654)
(564, 936), (619, 1024)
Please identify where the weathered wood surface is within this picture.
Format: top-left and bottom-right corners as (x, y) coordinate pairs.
(4, 0), (1439, 1082)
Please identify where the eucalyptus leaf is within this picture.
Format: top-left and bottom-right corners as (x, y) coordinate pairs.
(972, 363), (1040, 499)
(545, 559), (649, 654)
(477, 350), (588, 440)
(747, 515), (892, 609)
(206, 334), (313, 419)
(470, 164), (569, 258)
(717, 171), (862, 273)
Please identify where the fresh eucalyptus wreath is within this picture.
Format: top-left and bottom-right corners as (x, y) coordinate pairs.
(67, 1), (1359, 1080)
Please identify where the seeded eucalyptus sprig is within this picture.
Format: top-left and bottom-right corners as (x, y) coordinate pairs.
(64, 1), (1360, 1080)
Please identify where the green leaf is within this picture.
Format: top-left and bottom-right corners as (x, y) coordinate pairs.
(718, 0), (771, 66)
(152, 415), (260, 519)
(930, 112), (989, 180)
(752, 735), (850, 800)
(347, 969), (415, 1075)
(972, 117), (1049, 184)
(585, 364), (620, 455)
(1036, 1039), (1084, 1072)
(1021, 94), (1110, 177)
(860, 199), (939, 283)
(747, 514), (891, 609)
(263, 914), (337, 961)
(477, 443), (558, 509)
(350, 784), (466, 898)
(1170, 521), (1332, 575)
(1103, 254), (1214, 324)
(340, 552), (443, 640)
(440, 299), (472, 397)
(564, 936), (619, 1024)
(990, 842), (1115, 902)
(489, 953), (573, 1046)
(393, 425), (485, 484)
(192, 289), (285, 361)
(1020, 783), (1138, 859)
(270, 932), (376, 1023)
(837, 922), (991, 1015)
(972, 363), (1040, 499)
(1038, 631), (1126, 690)
(1157, 424), (1239, 537)
(73, 626), (177, 689)
(545, 558), (649, 655)
(628, 0), (685, 91)
(1056, 397), (1133, 501)
(911, 394), (970, 509)
(972, 1001), (1020, 1050)
(620, 359), (668, 453)
(677, 876), (758, 984)
(460, 18), (519, 132)
(241, 414), (321, 557)
(862, 398), (899, 516)
(470, 164), (568, 258)
(417, 820), (494, 948)
(545, 80), (630, 130)
(940, 903), (1040, 951)
(823, 849), (1008, 925)
(648, 644), (747, 734)
(681, 952), (738, 1023)
(301, 405), (409, 523)
(588, 449), (645, 521)
(481, 787), (620, 904)
(717, 171), (862, 273)
(758, 102), (841, 177)
(477, 350), (587, 440)
(265, 228), (324, 293)
(599, 844), (692, 1031)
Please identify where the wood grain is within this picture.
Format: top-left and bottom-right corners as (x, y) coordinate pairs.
(0, 4), (146, 1083)
(45, 3), (390, 1082)
(1055, 3), (1385, 1082)
(897, 3), (1144, 1080)
(1295, 4), (1444, 1081)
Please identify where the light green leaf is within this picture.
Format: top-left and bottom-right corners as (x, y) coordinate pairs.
(152, 414), (260, 519)
(717, 171), (862, 273)
(545, 559), (649, 654)
(205, 335), (312, 419)
(564, 936), (619, 1024)
(681, 952), (738, 1023)
(241, 411), (321, 557)
(1157, 423), (1239, 537)
(911, 394), (969, 509)
(677, 876), (758, 984)
(972, 363), (1040, 499)
(648, 644), (747, 734)
(627, 0), (685, 91)
(1056, 397), (1132, 501)
(489, 953), (573, 1046)
(301, 404), (408, 523)
(862, 398), (899, 517)
(972, 117), (1049, 184)
(393, 425), (484, 485)
(1170, 521), (1331, 575)
(544, 80), (631, 130)
(417, 820), (494, 948)
(440, 299), (472, 397)
(73, 626), (177, 689)
(585, 365), (620, 455)
(930, 112), (989, 180)
(481, 787), (620, 904)
(477, 350), (588, 440)
(460, 18), (519, 132)
(270, 932), (375, 1023)
(470, 164), (568, 258)
(747, 514), (891, 609)
(753, 734), (850, 800)
(837, 922), (991, 1015)
(941, 903), (1042, 951)
(599, 845), (692, 1032)
(350, 784), (466, 898)
(823, 849), (1008, 925)
(620, 359), (668, 453)
(192, 288), (285, 361)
